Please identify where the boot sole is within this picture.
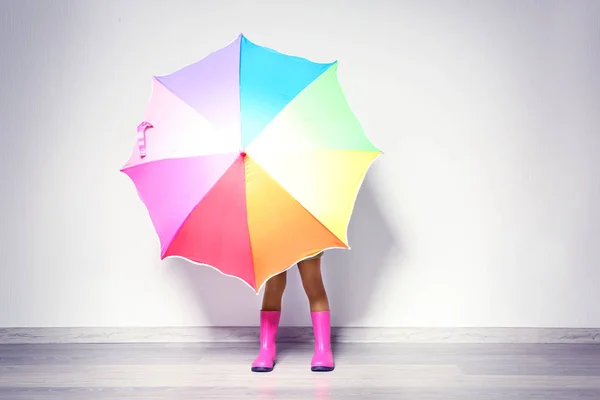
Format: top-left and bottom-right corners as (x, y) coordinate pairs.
(311, 365), (335, 372)
(251, 361), (276, 373)
(251, 366), (273, 372)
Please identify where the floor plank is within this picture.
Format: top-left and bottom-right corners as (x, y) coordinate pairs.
(0, 343), (599, 399)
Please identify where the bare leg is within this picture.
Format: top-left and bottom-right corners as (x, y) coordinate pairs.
(297, 255), (330, 312)
(262, 271), (287, 311)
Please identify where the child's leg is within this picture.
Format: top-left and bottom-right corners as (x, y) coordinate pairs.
(298, 253), (334, 372)
(297, 254), (329, 312)
(262, 271), (287, 311)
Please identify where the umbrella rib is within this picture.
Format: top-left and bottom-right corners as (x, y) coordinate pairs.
(241, 62), (336, 151)
(119, 152), (239, 174)
(152, 77), (242, 154)
(248, 148), (382, 248)
(248, 155), (347, 245)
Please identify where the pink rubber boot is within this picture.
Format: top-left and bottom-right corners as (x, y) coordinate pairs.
(251, 310), (281, 372)
(310, 311), (335, 372)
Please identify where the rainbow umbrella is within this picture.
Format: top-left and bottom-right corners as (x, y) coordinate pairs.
(120, 34), (382, 292)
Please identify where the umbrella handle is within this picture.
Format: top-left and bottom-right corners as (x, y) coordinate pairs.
(137, 121), (153, 158)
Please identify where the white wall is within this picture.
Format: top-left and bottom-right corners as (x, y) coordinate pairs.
(1, 0), (599, 329)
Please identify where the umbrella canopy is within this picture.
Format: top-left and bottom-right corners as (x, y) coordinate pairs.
(121, 34), (382, 292)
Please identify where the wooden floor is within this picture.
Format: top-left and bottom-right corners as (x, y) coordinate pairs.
(1, 342), (600, 399)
